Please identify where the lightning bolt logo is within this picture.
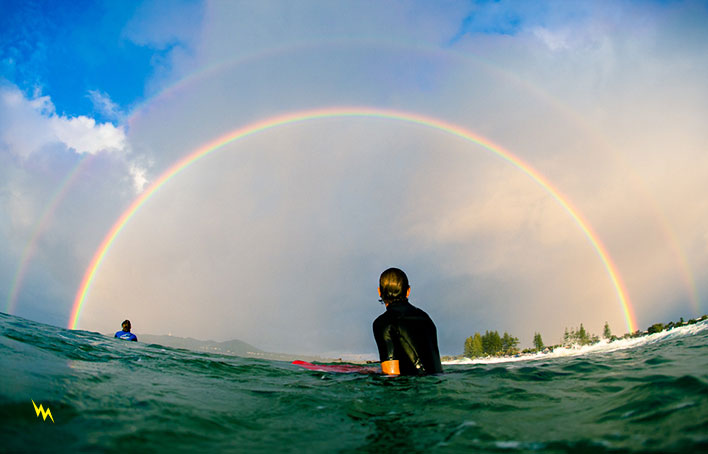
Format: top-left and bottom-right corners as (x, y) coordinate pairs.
(32, 400), (54, 423)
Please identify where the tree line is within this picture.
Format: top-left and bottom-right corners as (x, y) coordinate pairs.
(463, 330), (545, 358)
(463, 330), (521, 358)
(561, 322), (606, 346)
(458, 314), (707, 359)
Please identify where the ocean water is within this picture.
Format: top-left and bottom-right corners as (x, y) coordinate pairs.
(2, 312), (707, 453)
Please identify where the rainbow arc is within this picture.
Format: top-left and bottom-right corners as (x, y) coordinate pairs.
(69, 107), (637, 333)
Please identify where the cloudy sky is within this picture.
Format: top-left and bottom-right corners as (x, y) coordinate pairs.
(2, 0), (707, 356)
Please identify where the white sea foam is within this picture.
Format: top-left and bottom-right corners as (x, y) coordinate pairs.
(443, 319), (708, 366)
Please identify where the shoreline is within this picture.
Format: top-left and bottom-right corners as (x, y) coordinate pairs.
(444, 318), (708, 365)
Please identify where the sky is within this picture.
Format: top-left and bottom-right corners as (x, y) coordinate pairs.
(1, 0), (707, 357)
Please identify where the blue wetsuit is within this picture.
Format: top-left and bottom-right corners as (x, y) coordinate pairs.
(115, 330), (138, 341)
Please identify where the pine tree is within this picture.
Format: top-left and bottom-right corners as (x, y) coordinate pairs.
(578, 324), (589, 345)
(603, 321), (611, 339)
(482, 330), (492, 355)
(464, 336), (474, 358)
(472, 332), (483, 356)
(464, 333), (484, 358)
(482, 330), (503, 355)
(482, 331), (492, 354)
(533, 332), (544, 350)
(501, 332), (520, 354)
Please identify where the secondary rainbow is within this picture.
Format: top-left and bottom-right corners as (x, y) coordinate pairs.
(6, 154), (95, 314)
(69, 107), (638, 332)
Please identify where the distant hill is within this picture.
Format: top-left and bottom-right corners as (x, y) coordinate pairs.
(138, 333), (332, 362)
(139, 334), (263, 356)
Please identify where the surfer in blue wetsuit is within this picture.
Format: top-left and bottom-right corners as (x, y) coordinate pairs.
(115, 320), (138, 341)
(373, 268), (443, 375)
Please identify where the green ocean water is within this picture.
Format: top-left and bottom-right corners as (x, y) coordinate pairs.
(1, 312), (707, 453)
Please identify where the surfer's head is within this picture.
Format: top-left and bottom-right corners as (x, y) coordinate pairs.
(379, 268), (410, 303)
(121, 320), (131, 332)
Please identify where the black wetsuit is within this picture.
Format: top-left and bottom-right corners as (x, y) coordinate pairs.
(373, 299), (443, 375)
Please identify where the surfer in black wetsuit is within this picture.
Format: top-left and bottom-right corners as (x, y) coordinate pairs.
(373, 268), (443, 375)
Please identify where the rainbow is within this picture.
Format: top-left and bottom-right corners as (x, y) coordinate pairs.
(69, 107), (638, 332)
(126, 41), (699, 314)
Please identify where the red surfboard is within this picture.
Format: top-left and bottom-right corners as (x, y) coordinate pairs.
(292, 360), (380, 374)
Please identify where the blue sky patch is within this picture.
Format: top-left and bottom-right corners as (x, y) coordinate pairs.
(448, 0), (528, 44)
(0, 0), (178, 122)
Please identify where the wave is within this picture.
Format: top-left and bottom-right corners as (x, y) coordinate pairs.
(3, 311), (707, 453)
(443, 319), (708, 365)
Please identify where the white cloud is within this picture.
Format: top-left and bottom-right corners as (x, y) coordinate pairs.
(128, 162), (148, 193)
(0, 86), (54, 157)
(87, 89), (122, 121)
(0, 84), (128, 156)
(0, 83), (149, 194)
(532, 27), (570, 51)
(50, 115), (126, 155)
